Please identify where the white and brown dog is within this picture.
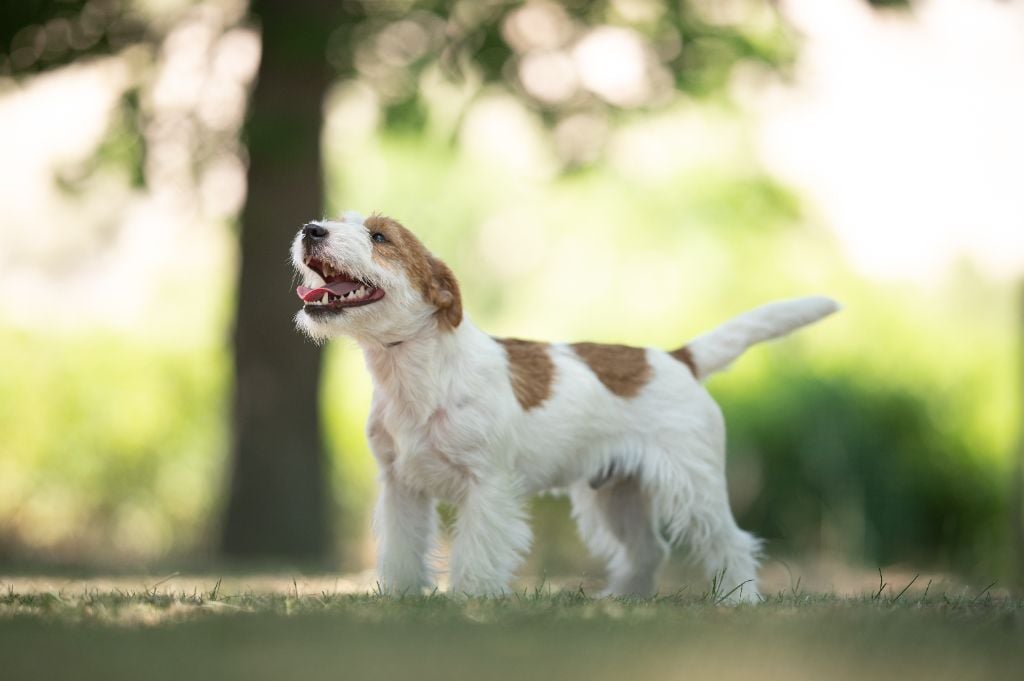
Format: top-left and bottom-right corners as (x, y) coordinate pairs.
(292, 212), (838, 601)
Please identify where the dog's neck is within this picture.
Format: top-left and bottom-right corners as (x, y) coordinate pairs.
(359, 316), (491, 417)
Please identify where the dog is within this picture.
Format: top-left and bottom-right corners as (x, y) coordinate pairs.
(291, 212), (839, 601)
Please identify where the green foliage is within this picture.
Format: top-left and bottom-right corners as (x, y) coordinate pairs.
(325, 0), (795, 154)
(717, 367), (1007, 573)
(0, 331), (226, 563)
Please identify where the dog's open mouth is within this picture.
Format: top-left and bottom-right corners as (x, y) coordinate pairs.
(297, 257), (385, 313)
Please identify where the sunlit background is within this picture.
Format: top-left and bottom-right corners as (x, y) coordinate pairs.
(0, 0), (1021, 590)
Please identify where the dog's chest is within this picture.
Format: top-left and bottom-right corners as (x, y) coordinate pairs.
(380, 398), (482, 500)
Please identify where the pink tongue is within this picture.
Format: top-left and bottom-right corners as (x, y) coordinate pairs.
(296, 281), (362, 302)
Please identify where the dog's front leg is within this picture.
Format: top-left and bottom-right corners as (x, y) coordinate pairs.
(449, 477), (531, 596)
(373, 473), (437, 595)
(369, 417), (436, 594)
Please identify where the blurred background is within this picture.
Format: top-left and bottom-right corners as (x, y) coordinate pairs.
(0, 0), (1021, 589)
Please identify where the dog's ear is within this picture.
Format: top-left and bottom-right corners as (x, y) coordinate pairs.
(428, 256), (462, 329)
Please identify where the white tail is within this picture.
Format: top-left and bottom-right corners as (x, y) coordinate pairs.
(683, 296), (840, 380)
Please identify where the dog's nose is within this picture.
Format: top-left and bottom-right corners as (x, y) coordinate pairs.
(302, 223), (328, 240)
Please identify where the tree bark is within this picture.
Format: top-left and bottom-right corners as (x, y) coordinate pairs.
(221, 0), (334, 562)
(1014, 281), (1024, 586)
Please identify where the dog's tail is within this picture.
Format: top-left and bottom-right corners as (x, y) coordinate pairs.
(672, 296), (840, 381)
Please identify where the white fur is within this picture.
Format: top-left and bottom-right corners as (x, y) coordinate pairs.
(292, 217), (839, 601)
(686, 296), (841, 379)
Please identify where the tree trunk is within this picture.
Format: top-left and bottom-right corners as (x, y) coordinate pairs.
(221, 0), (334, 562)
(1014, 281), (1024, 586)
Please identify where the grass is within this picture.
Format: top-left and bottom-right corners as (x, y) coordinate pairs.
(1, 576), (1022, 681)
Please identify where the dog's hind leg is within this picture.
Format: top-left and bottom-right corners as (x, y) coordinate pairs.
(690, 495), (762, 604)
(649, 445), (762, 604)
(571, 477), (668, 597)
(569, 482), (624, 582)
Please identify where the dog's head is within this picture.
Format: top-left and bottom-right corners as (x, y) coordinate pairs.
(291, 213), (462, 343)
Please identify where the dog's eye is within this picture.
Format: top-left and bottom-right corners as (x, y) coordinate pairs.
(371, 232), (387, 244)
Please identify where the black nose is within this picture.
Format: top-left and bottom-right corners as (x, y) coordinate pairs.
(302, 223), (328, 240)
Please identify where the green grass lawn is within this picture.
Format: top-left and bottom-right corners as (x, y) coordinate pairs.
(2, 577), (1022, 681)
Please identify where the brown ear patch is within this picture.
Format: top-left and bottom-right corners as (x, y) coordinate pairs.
(427, 256), (462, 329)
(669, 345), (698, 377)
(496, 338), (554, 411)
(364, 214), (463, 331)
(571, 342), (651, 398)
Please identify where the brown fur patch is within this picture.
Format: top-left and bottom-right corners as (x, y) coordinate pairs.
(363, 214), (463, 330)
(571, 342), (651, 398)
(669, 345), (698, 377)
(496, 338), (554, 410)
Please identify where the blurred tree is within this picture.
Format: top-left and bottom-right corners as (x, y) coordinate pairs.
(1014, 284), (1024, 585)
(0, 0), (339, 562)
(866, 0), (910, 8)
(219, 0), (340, 562)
